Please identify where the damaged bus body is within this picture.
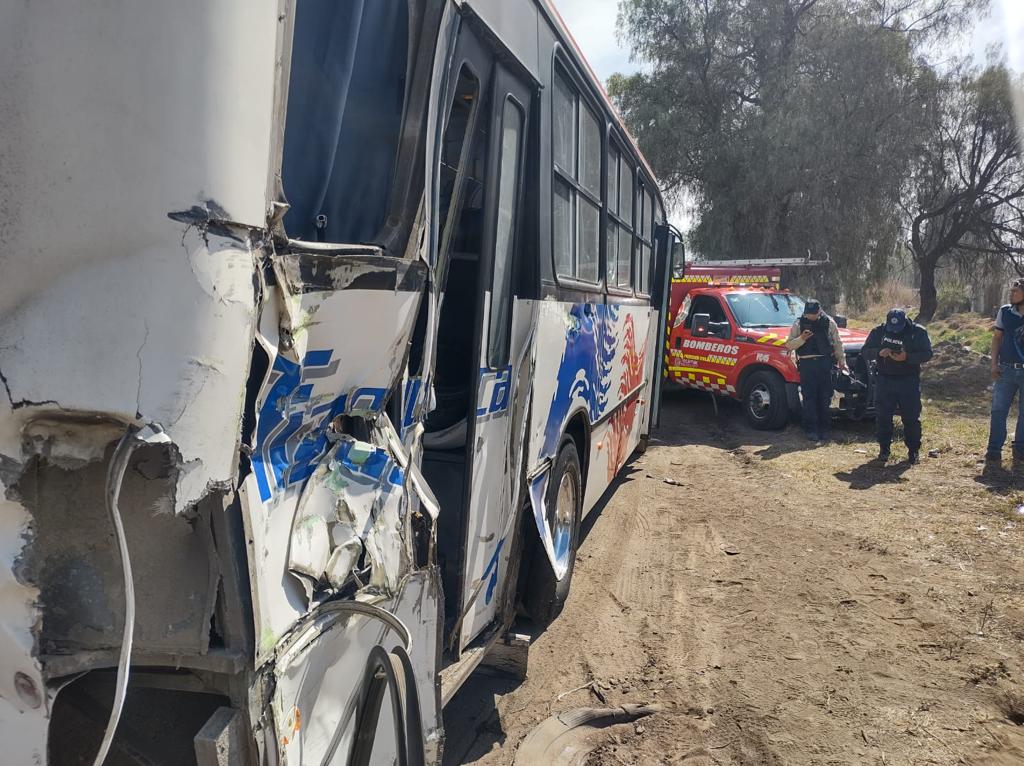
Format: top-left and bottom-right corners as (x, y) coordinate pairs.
(0, 0), (669, 763)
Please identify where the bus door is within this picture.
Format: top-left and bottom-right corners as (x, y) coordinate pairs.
(420, 19), (535, 656)
(458, 56), (534, 653)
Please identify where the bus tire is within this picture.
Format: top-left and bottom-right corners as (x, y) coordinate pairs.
(742, 370), (789, 430)
(524, 438), (583, 628)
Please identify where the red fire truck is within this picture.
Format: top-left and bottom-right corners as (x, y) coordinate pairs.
(664, 262), (873, 429)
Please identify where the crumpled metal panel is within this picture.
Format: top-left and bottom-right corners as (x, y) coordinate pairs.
(240, 278), (423, 660)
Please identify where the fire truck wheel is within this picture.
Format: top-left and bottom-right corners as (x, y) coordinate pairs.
(742, 370), (790, 430)
(524, 437), (583, 627)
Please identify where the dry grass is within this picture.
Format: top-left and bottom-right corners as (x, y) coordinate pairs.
(841, 283), (919, 328)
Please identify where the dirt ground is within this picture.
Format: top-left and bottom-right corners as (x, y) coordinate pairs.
(443, 389), (1024, 766)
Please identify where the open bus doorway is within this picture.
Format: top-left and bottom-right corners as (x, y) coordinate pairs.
(419, 22), (536, 661)
(421, 59), (493, 649)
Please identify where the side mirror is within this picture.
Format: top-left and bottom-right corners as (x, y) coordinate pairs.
(671, 240), (686, 278)
(709, 321), (731, 339)
(834, 314), (848, 329)
(692, 313), (711, 337)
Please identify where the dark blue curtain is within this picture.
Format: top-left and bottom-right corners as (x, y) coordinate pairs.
(282, 0), (409, 245)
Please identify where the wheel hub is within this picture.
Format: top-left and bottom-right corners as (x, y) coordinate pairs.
(750, 384), (772, 415)
(550, 471), (577, 565)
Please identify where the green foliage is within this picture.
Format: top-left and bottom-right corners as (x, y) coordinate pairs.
(902, 63), (1024, 321)
(610, 0), (997, 312)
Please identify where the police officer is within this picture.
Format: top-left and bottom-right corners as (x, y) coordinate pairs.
(985, 278), (1024, 465)
(862, 309), (933, 464)
(785, 300), (847, 443)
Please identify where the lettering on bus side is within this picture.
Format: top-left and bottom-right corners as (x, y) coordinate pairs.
(476, 366), (512, 422)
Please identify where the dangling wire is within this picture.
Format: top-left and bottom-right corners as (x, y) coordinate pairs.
(92, 423), (169, 765)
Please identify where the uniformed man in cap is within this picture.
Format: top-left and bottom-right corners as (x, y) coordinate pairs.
(862, 308), (933, 464)
(785, 299), (847, 443)
(985, 278), (1024, 465)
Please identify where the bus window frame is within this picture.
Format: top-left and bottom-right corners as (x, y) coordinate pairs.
(485, 91), (529, 370)
(606, 130), (637, 299)
(549, 47), (605, 296)
(635, 178), (655, 299)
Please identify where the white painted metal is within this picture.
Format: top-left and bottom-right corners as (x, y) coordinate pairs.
(525, 300), (655, 575)
(0, 0), (281, 756)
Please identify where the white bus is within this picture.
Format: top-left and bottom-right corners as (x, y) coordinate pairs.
(0, 1), (672, 763)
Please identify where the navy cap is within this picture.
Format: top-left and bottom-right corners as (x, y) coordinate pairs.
(804, 300), (821, 315)
(886, 308), (908, 332)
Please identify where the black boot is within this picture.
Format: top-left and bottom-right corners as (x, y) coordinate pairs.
(877, 445), (890, 462)
(907, 449), (919, 465)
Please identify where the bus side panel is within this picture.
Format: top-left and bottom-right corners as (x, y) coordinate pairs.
(527, 300), (653, 565)
(639, 307), (661, 437)
(581, 304), (653, 512)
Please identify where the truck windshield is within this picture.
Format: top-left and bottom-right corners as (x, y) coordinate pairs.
(726, 292), (806, 328)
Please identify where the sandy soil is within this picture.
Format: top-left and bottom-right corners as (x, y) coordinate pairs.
(443, 391), (1024, 766)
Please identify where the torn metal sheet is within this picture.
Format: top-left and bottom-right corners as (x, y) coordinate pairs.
(288, 435), (407, 597)
(0, 487), (48, 765)
(17, 442), (219, 657)
(0, 0), (280, 754)
(240, 279), (422, 659)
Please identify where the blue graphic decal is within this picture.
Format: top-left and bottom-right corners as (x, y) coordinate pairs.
(540, 304), (618, 460)
(401, 377), (423, 438)
(481, 537), (506, 605)
(251, 349), (386, 501)
(475, 366), (512, 420)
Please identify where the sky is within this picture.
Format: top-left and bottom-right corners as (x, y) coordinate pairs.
(555, 0), (1024, 86)
(553, 0), (1024, 233)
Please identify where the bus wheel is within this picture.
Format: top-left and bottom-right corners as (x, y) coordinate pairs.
(525, 437), (582, 627)
(743, 370), (789, 430)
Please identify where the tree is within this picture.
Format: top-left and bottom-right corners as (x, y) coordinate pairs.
(901, 64), (1024, 321)
(610, 0), (989, 308)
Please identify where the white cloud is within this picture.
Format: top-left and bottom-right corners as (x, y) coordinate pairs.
(975, 0), (1024, 72)
(552, 0), (638, 86)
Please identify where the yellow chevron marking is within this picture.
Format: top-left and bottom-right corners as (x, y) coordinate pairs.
(669, 366), (726, 381)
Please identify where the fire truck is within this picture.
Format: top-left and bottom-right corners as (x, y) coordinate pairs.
(664, 261), (873, 429)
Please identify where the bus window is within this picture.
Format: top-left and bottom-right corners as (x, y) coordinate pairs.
(552, 65), (601, 284)
(438, 68), (482, 260)
(281, 0), (409, 245)
(608, 145), (634, 290)
(637, 185), (654, 295)
(488, 99), (525, 368)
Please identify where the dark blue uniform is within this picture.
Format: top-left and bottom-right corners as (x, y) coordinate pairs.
(862, 315), (933, 458)
(794, 314), (838, 440)
(986, 304), (1024, 459)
